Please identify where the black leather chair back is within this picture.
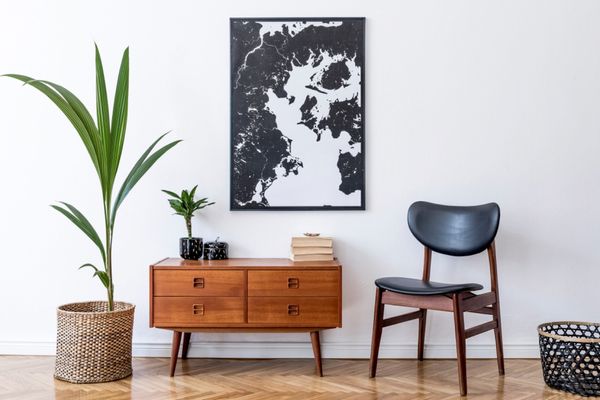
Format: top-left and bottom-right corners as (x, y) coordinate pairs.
(407, 201), (500, 257)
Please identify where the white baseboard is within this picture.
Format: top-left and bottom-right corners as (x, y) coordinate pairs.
(0, 341), (540, 359)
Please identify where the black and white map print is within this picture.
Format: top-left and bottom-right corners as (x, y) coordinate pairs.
(230, 18), (365, 210)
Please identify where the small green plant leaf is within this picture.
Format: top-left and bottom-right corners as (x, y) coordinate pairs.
(78, 263), (109, 288)
(168, 199), (185, 212)
(79, 263), (99, 272)
(181, 188), (190, 205)
(95, 44), (110, 143)
(94, 270), (110, 289)
(51, 203), (106, 263)
(2, 74), (101, 176)
(193, 198), (215, 210)
(38, 80), (102, 155)
(94, 44), (111, 196)
(109, 47), (129, 188)
(162, 190), (181, 200)
(111, 135), (181, 225)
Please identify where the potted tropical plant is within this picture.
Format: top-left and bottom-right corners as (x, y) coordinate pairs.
(163, 186), (214, 260)
(3, 45), (180, 383)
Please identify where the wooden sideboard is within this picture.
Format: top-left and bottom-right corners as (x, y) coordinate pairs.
(149, 258), (342, 376)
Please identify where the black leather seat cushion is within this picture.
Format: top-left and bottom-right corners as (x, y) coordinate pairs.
(375, 277), (483, 295)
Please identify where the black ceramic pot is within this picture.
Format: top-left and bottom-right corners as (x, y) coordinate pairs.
(180, 237), (203, 260)
(203, 239), (228, 260)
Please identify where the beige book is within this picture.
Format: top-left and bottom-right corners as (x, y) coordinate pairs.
(291, 237), (333, 247)
(291, 246), (334, 255)
(290, 253), (334, 262)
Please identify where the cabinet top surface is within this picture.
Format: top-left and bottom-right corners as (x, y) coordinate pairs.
(152, 257), (342, 269)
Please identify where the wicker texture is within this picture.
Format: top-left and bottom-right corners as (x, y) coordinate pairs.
(538, 321), (600, 396)
(55, 301), (135, 383)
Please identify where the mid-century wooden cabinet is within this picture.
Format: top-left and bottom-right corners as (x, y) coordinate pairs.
(149, 258), (342, 376)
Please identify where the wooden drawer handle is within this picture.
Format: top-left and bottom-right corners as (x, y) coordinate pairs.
(192, 304), (204, 316)
(193, 277), (205, 288)
(287, 277), (299, 289)
(287, 304), (300, 316)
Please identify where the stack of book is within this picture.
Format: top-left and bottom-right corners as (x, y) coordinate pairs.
(290, 236), (334, 261)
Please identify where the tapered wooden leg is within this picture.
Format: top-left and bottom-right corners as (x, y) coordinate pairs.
(493, 302), (505, 375)
(488, 243), (505, 376)
(170, 331), (182, 377)
(369, 287), (385, 378)
(310, 331), (323, 377)
(181, 332), (191, 360)
(452, 294), (467, 396)
(417, 309), (427, 361)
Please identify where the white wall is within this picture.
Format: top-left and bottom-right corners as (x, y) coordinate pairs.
(1, 0), (600, 359)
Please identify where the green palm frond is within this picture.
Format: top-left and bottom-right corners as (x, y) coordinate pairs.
(3, 45), (181, 310)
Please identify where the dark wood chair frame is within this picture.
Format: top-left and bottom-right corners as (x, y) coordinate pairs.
(369, 242), (505, 396)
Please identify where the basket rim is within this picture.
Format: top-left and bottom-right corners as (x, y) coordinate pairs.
(57, 300), (135, 316)
(537, 321), (600, 343)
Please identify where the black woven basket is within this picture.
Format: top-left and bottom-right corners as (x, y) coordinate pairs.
(538, 321), (600, 396)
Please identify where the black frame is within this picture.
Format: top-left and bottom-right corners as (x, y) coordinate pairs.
(230, 17), (366, 211)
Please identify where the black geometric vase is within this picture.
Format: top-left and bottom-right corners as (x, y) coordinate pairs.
(203, 239), (229, 260)
(180, 237), (203, 260)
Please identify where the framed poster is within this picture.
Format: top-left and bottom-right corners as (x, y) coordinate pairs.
(230, 17), (365, 210)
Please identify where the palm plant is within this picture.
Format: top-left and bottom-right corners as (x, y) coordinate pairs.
(163, 186), (214, 238)
(3, 45), (180, 311)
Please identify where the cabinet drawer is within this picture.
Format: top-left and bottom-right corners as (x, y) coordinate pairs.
(247, 270), (339, 297)
(153, 297), (244, 326)
(153, 270), (244, 297)
(248, 297), (339, 326)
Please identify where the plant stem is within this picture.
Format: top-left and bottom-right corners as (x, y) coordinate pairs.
(185, 217), (192, 238)
(104, 193), (114, 311)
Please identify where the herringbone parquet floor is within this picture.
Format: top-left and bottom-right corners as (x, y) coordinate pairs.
(0, 356), (579, 400)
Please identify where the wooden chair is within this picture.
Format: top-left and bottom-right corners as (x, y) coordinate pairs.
(369, 201), (504, 396)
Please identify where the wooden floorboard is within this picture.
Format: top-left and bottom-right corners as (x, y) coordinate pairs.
(0, 356), (580, 399)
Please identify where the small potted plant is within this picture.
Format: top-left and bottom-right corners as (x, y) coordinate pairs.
(163, 186), (214, 260)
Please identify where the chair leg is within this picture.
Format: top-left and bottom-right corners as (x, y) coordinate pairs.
(417, 309), (427, 361)
(452, 294), (467, 396)
(369, 287), (385, 378)
(488, 243), (505, 376)
(493, 300), (505, 375)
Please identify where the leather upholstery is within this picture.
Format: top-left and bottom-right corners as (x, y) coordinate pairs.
(407, 201), (500, 257)
(375, 277), (483, 295)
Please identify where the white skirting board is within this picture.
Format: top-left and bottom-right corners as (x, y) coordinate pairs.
(0, 341), (540, 358)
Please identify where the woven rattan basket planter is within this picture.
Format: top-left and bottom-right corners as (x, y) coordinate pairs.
(55, 301), (135, 384)
(538, 321), (600, 396)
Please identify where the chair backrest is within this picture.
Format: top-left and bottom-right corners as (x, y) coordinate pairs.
(407, 201), (500, 257)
